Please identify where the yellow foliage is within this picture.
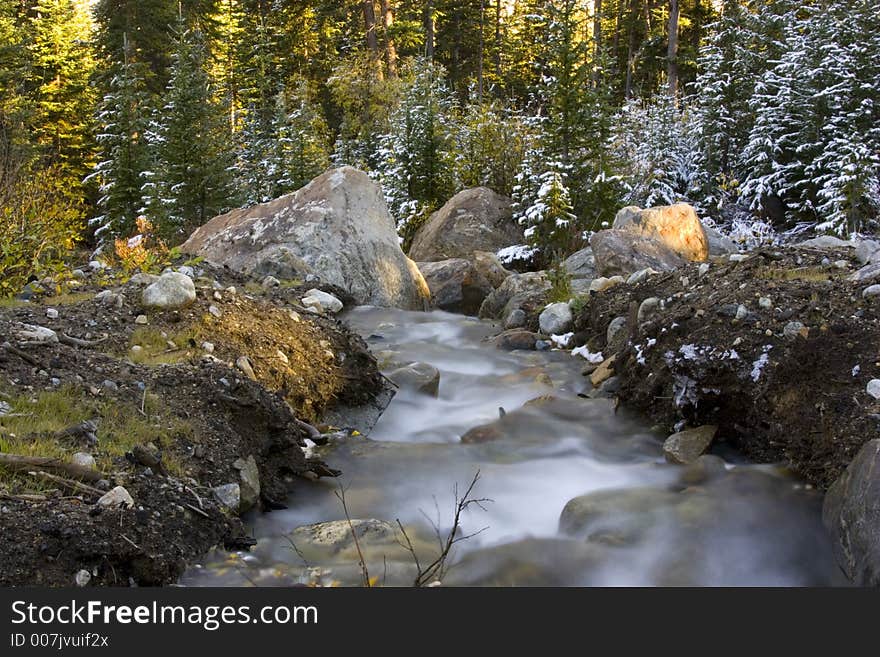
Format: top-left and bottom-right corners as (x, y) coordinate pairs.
(113, 216), (170, 273)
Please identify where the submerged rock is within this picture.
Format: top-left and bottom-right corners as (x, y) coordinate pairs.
(823, 440), (880, 585)
(387, 362), (441, 397)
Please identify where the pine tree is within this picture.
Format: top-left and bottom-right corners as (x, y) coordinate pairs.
(88, 39), (152, 240)
(144, 23), (234, 240)
(521, 169), (577, 261)
(276, 77), (331, 193)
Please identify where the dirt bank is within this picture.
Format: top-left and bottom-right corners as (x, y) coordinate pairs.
(0, 262), (384, 586)
(571, 245), (880, 489)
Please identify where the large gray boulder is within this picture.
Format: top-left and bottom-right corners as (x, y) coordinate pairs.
(181, 167), (430, 309)
(563, 247), (596, 280)
(417, 259), (494, 316)
(590, 229), (685, 277)
(613, 204), (709, 262)
(823, 439), (880, 585)
(478, 271), (552, 324)
(704, 225), (739, 255)
(408, 187), (520, 262)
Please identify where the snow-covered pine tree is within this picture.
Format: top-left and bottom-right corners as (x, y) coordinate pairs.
(144, 22), (234, 240)
(87, 36), (151, 241)
(521, 169), (577, 262)
(374, 58), (453, 245)
(276, 77), (331, 194)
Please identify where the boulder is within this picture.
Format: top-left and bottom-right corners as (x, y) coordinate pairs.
(408, 187), (520, 262)
(181, 167), (430, 309)
(590, 229), (685, 277)
(663, 425), (718, 464)
(478, 271), (551, 323)
(472, 250), (513, 288)
(301, 289), (343, 314)
(538, 302), (573, 335)
(563, 247), (597, 280)
(823, 440), (880, 585)
(232, 455), (261, 512)
(704, 225), (739, 255)
(387, 362), (441, 397)
(613, 204), (709, 262)
(798, 236), (854, 250)
(417, 259), (494, 315)
(142, 272), (196, 310)
(491, 329), (542, 351)
(855, 240), (880, 265)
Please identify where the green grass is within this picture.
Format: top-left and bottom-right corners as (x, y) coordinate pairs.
(0, 297), (28, 309)
(0, 385), (192, 493)
(42, 291), (95, 306)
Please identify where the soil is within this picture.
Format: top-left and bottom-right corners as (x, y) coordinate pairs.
(571, 245), (880, 490)
(0, 260), (384, 586)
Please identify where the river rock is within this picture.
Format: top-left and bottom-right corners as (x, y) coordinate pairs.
(867, 379), (880, 400)
(590, 229), (685, 277)
(590, 355), (616, 387)
(589, 276), (625, 293)
(417, 259), (494, 315)
(71, 452), (96, 469)
(213, 483), (241, 511)
(472, 251), (513, 288)
(823, 439), (880, 585)
(637, 297), (661, 325)
(387, 362), (441, 397)
(141, 272), (196, 310)
(286, 519), (429, 565)
(478, 271), (551, 323)
(301, 288), (343, 314)
(538, 302), (573, 335)
(613, 204), (709, 262)
(460, 422), (504, 444)
(97, 486), (134, 509)
(503, 308), (527, 330)
(408, 187), (519, 262)
(559, 487), (683, 543)
(563, 247), (597, 280)
(491, 329), (541, 351)
(232, 455), (261, 512)
(181, 167), (430, 309)
(442, 538), (607, 586)
(663, 425), (718, 464)
(606, 316), (628, 352)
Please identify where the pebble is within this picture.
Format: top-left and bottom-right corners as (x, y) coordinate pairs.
(535, 340), (551, 351)
(236, 356), (257, 380)
(97, 486), (134, 509)
(698, 263), (710, 277)
(590, 276), (625, 293)
(50, 377), (61, 386)
(867, 380), (880, 400)
(262, 276), (280, 288)
(735, 304), (748, 321)
(213, 291), (222, 301)
(758, 297), (772, 309)
(88, 260), (105, 271)
(834, 260), (849, 269)
(862, 285), (880, 298)
(75, 570), (91, 587)
(226, 286), (237, 295)
(202, 342), (215, 354)
(177, 265), (195, 278)
(45, 308), (59, 319)
(783, 321), (808, 340)
(637, 297), (661, 324)
(102, 379), (118, 391)
(208, 304), (222, 318)
(729, 254), (749, 263)
(71, 452), (96, 469)
(0, 401), (12, 416)
(135, 314), (148, 325)
(71, 269), (86, 279)
(130, 345), (143, 354)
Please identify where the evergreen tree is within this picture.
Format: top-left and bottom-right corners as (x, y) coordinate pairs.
(144, 23), (234, 239)
(88, 40), (152, 240)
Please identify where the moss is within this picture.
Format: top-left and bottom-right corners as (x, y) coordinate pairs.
(0, 386), (190, 493)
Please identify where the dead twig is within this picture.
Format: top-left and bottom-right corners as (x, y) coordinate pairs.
(58, 333), (108, 349)
(120, 534), (141, 551)
(397, 470), (491, 588)
(1, 343), (42, 368)
(184, 503), (210, 519)
(335, 484), (372, 587)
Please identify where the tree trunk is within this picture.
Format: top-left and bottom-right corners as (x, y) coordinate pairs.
(424, 0), (435, 60)
(625, 0), (638, 98)
(494, 0), (502, 81)
(592, 0), (603, 85)
(363, 1), (380, 64)
(667, 0), (680, 99)
(380, 0), (398, 77)
(477, 0), (485, 97)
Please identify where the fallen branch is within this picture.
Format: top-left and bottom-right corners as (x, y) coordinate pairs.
(0, 492), (47, 503)
(1, 343), (42, 368)
(0, 453), (105, 483)
(28, 471), (104, 497)
(58, 333), (108, 349)
(184, 503), (210, 519)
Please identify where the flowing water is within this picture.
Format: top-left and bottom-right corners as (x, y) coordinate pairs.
(180, 307), (842, 587)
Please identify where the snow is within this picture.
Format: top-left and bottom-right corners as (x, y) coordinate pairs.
(571, 346), (604, 364)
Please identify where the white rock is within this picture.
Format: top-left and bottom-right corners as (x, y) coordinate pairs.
(177, 265), (195, 278)
(135, 314), (148, 325)
(45, 308), (59, 319)
(735, 304), (748, 321)
(862, 285), (880, 299)
(14, 323), (58, 343)
(97, 486), (134, 509)
(867, 380), (880, 400)
(637, 297), (661, 324)
(142, 272), (196, 310)
(71, 452), (96, 469)
(729, 254), (748, 263)
(236, 356), (257, 380)
(302, 289), (343, 314)
(759, 297), (773, 309)
(88, 260), (105, 271)
(208, 304), (222, 318)
(539, 303), (573, 335)
(626, 268), (658, 286)
(202, 341), (215, 353)
(75, 569), (91, 587)
(590, 276), (625, 293)
(262, 275), (280, 288)
(698, 263), (710, 277)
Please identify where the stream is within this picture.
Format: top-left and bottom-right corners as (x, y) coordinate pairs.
(180, 307), (842, 587)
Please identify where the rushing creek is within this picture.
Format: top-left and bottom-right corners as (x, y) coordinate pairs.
(181, 307), (843, 587)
